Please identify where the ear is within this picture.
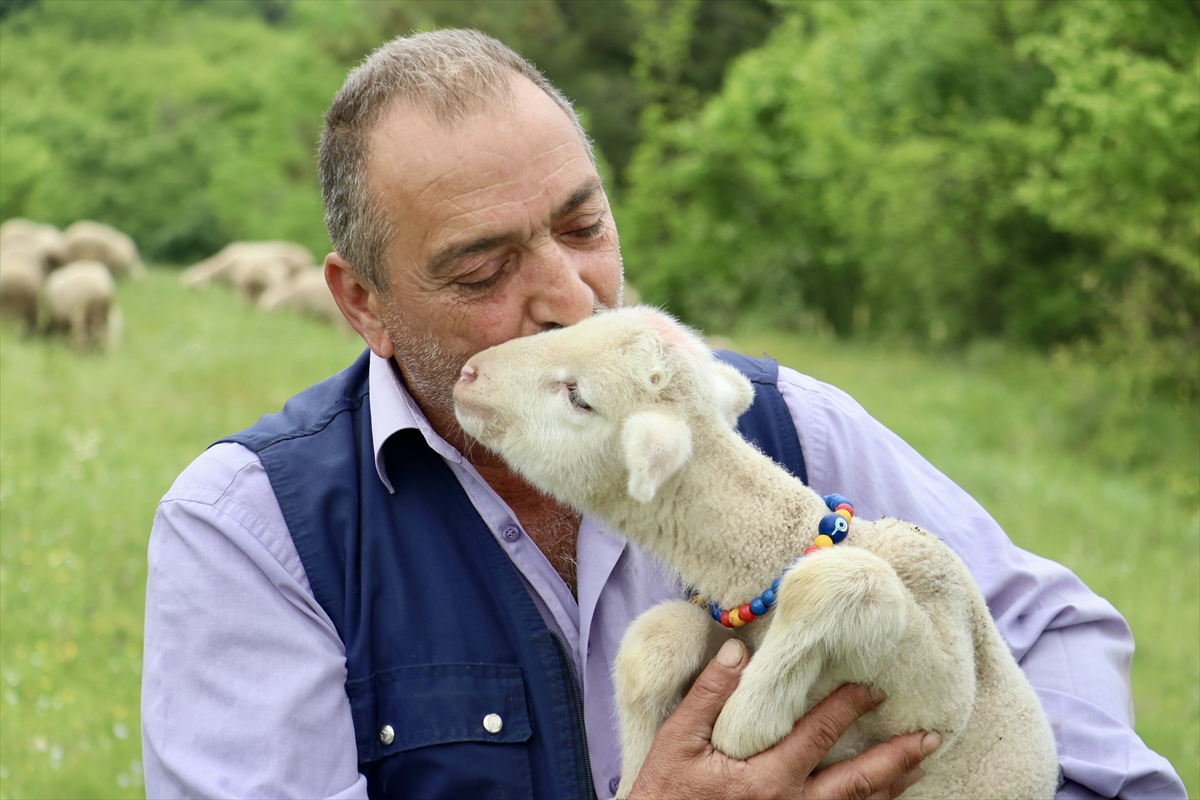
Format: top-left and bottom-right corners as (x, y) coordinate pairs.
(621, 410), (693, 503)
(324, 254), (393, 359)
(710, 361), (754, 426)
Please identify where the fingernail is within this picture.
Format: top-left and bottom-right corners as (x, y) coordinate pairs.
(905, 767), (926, 788)
(716, 638), (743, 667)
(920, 732), (941, 756)
(868, 686), (887, 704)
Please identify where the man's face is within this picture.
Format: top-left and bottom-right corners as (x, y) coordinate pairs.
(365, 76), (622, 419)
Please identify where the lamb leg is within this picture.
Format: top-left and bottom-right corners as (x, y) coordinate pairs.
(711, 546), (910, 760)
(613, 599), (729, 798)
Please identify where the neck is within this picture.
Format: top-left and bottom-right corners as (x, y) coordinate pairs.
(604, 424), (827, 610)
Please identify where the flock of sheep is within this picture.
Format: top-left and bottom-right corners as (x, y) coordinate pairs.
(0, 218), (141, 350)
(179, 241), (349, 334)
(0, 217), (347, 351)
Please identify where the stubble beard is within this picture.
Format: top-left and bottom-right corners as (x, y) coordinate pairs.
(379, 307), (466, 429)
(380, 294), (621, 445)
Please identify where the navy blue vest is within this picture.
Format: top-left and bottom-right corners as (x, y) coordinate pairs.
(221, 348), (805, 799)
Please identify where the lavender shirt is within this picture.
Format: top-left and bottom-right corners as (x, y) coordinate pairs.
(141, 352), (1184, 799)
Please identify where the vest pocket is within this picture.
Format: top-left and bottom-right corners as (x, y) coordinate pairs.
(347, 662), (533, 761)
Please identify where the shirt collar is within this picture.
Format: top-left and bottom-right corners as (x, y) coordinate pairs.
(368, 351), (463, 493)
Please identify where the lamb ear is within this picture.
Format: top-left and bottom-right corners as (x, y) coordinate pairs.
(621, 410), (693, 503)
(710, 361), (755, 426)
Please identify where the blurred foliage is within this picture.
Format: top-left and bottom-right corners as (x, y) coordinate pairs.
(618, 0), (1199, 407)
(0, 0), (772, 264)
(0, 0), (343, 263)
(1, 0), (1196, 427)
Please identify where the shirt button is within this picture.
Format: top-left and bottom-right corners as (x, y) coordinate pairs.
(609, 776), (621, 795)
(482, 713), (503, 734)
(501, 524), (521, 542)
(378, 725), (394, 745)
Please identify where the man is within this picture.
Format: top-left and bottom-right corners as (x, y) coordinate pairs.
(142, 30), (1184, 799)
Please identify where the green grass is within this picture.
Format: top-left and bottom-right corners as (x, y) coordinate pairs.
(0, 270), (364, 798)
(1, 270), (1196, 797)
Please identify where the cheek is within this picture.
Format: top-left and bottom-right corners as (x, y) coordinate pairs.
(468, 301), (527, 348)
(581, 235), (623, 307)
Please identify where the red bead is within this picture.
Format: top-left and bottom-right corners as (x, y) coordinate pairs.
(805, 545), (821, 556)
(739, 604), (755, 622)
(835, 503), (854, 516)
(720, 610), (732, 627)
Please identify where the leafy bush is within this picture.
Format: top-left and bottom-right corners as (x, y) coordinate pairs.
(0, 1), (344, 264)
(618, 0), (1199, 398)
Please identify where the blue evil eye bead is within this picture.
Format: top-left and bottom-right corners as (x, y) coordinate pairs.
(818, 512), (850, 540)
(750, 597), (768, 616)
(761, 588), (776, 607)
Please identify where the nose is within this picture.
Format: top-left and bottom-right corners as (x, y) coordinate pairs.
(459, 364), (477, 383)
(524, 243), (595, 334)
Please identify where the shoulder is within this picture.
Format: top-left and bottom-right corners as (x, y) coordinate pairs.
(155, 441), (309, 593)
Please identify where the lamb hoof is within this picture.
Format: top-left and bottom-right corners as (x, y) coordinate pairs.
(711, 697), (792, 760)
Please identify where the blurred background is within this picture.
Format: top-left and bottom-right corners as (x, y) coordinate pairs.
(0, 0), (1196, 796)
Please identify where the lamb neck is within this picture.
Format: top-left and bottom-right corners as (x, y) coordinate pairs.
(607, 423), (831, 608)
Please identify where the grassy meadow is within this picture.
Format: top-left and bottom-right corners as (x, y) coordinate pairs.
(1, 269), (1197, 797)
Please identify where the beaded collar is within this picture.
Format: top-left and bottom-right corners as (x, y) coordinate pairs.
(689, 494), (855, 628)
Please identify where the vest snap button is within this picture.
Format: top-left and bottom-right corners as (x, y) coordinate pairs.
(379, 724), (394, 745)
(483, 713), (503, 734)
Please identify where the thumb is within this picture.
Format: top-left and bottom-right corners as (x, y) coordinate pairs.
(662, 638), (746, 744)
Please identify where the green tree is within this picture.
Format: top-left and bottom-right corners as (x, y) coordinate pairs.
(0, 0), (345, 263)
(618, 0), (1198, 398)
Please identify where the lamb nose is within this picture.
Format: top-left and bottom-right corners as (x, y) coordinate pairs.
(459, 364), (477, 382)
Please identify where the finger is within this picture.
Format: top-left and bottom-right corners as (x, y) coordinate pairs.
(866, 767), (925, 800)
(808, 731), (938, 800)
(657, 638), (746, 745)
(760, 683), (882, 773)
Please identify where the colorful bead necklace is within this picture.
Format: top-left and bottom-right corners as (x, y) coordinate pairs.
(701, 494), (855, 628)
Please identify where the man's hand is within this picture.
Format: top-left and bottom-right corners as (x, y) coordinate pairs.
(627, 639), (940, 800)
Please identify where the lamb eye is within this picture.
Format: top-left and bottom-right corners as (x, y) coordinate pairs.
(566, 383), (592, 411)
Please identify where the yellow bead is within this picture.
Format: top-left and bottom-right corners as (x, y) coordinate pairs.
(814, 534), (834, 548)
(836, 509), (852, 523)
(728, 609), (745, 627)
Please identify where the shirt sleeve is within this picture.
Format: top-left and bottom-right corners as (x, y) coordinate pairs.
(141, 442), (368, 800)
(776, 367), (1185, 800)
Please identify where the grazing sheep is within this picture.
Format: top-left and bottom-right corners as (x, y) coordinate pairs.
(453, 306), (1059, 800)
(180, 241), (314, 289)
(258, 267), (351, 332)
(229, 253), (293, 305)
(64, 220), (144, 280)
(43, 260), (117, 351)
(0, 248), (44, 331)
(0, 219), (67, 271)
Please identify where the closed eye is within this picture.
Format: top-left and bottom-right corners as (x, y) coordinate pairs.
(566, 383), (592, 411)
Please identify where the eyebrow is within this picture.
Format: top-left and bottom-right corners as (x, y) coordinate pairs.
(427, 178), (603, 278)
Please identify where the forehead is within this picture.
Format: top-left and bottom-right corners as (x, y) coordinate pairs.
(365, 76), (598, 272)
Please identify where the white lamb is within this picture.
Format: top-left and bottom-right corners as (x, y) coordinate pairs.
(257, 267), (353, 333)
(43, 260), (119, 351)
(0, 247), (45, 331)
(453, 306), (1059, 799)
(64, 220), (144, 280)
(180, 241), (314, 289)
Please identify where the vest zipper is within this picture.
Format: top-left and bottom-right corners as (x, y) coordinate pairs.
(550, 631), (598, 800)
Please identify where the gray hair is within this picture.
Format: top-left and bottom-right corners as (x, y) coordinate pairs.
(318, 28), (593, 295)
